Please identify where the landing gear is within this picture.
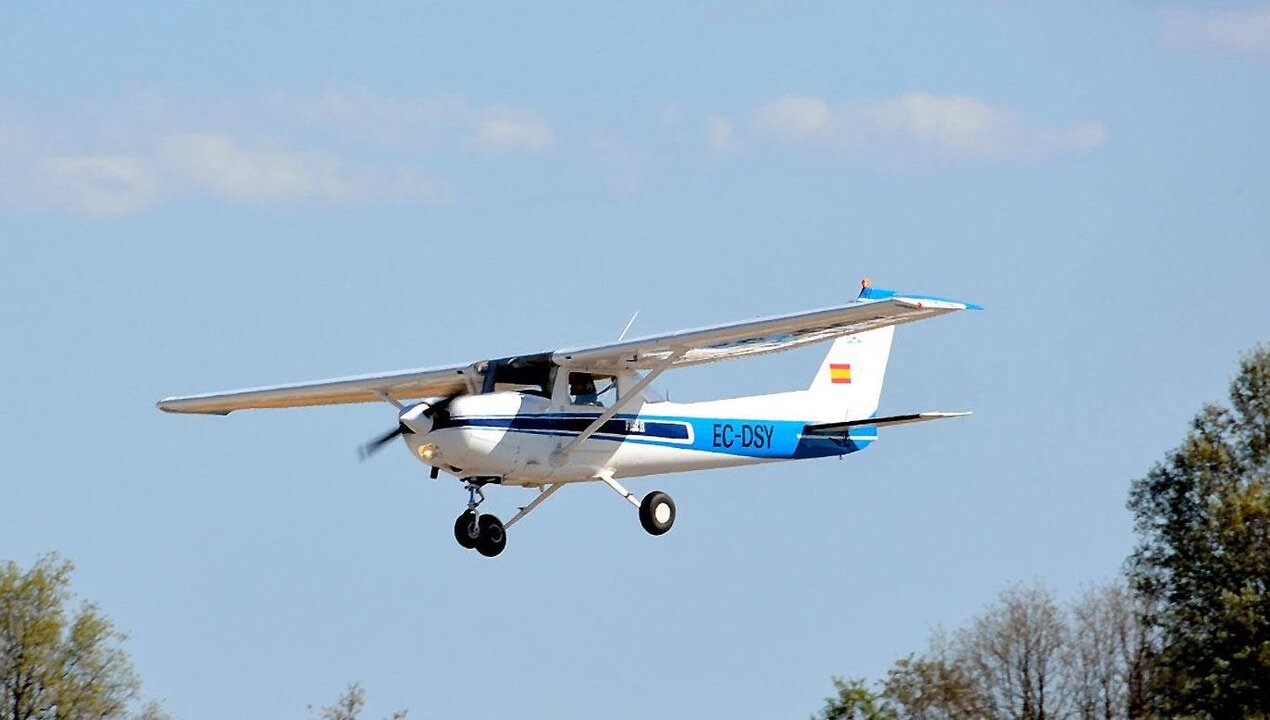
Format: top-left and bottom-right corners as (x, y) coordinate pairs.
(453, 479), (507, 557)
(639, 491), (676, 536)
(475, 514), (506, 557)
(453, 510), (478, 549)
(597, 471), (677, 537)
(453, 510), (506, 556)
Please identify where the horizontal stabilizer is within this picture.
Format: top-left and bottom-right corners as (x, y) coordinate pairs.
(804, 411), (970, 435)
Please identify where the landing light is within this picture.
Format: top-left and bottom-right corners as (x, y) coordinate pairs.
(417, 444), (437, 461)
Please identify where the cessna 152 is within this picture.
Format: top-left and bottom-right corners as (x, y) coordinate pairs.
(158, 281), (980, 558)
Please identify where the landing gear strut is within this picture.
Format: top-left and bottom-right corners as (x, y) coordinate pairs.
(597, 471), (677, 536)
(453, 479), (507, 557)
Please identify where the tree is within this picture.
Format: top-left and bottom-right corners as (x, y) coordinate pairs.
(1064, 584), (1156, 720)
(954, 584), (1068, 720)
(1127, 344), (1270, 717)
(877, 581), (1155, 720)
(882, 646), (983, 720)
(0, 554), (163, 720)
(309, 683), (406, 720)
(812, 677), (897, 720)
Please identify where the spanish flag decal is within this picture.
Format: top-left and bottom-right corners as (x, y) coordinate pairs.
(829, 363), (852, 384)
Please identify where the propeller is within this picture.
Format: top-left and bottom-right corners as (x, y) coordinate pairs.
(357, 393), (462, 461)
(420, 393), (460, 426)
(358, 423), (408, 460)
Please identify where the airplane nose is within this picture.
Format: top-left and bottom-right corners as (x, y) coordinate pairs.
(399, 403), (435, 435)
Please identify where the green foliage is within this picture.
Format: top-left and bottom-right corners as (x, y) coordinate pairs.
(882, 653), (982, 720)
(1127, 344), (1270, 717)
(0, 553), (162, 720)
(812, 677), (897, 720)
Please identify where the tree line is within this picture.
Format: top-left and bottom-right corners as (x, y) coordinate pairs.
(814, 345), (1270, 720)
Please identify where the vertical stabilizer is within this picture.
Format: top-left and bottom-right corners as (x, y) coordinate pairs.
(807, 325), (894, 421)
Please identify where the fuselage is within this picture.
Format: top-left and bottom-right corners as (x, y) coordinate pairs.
(402, 391), (876, 486)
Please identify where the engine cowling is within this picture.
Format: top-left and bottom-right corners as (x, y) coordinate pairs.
(398, 402), (435, 435)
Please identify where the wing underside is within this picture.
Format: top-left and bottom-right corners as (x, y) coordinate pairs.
(157, 365), (473, 415)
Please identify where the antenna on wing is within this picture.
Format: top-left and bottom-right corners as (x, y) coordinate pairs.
(618, 311), (639, 341)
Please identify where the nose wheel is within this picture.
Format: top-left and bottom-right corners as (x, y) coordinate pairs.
(453, 510), (479, 549)
(454, 480), (507, 557)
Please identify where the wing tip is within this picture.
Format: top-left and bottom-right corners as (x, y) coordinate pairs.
(857, 282), (983, 311)
(156, 399), (231, 415)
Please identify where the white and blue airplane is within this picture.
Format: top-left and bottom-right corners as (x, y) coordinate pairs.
(158, 280), (981, 557)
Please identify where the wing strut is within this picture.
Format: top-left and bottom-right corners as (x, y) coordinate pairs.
(549, 351), (683, 466)
(373, 389), (404, 410)
(503, 483), (564, 529)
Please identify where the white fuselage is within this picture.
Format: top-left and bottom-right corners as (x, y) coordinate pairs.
(402, 390), (873, 487)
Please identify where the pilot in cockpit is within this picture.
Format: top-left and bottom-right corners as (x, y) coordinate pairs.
(569, 373), (601, 406)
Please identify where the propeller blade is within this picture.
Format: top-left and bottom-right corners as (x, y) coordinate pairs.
(421, 393), (461, 418)
(358, 423), (407, 461)
(420, 392), (463, 429)
(360, 393), (460, 461)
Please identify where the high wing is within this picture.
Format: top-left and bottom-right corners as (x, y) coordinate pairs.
(156, 284), (980, 416)
(157, 363), (474, 415)
(552, 286), (982, 371)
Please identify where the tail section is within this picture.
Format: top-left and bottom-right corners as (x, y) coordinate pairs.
(807, 325), (894, 421)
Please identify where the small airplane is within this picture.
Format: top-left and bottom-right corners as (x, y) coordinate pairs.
(158, 280), (980, 557)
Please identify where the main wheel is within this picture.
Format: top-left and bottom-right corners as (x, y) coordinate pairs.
(454, 510), (479, 549)
(639, 491), (676, 536)
(475, 514), (507, 557)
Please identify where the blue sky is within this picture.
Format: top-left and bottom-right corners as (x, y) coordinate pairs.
(2, 2), (1268, 718)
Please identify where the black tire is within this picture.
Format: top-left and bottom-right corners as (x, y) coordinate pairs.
(454, 510), (479, 549)
(475, 514), (507, 557)
(639, 491), (676, 536)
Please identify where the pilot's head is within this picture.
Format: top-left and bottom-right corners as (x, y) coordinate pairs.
(570, 376), (597, 395)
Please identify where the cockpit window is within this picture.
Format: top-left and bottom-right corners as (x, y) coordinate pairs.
(568, 372), (617, 407)
(481, 356), (555, 397)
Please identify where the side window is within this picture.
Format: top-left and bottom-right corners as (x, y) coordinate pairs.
(568, 372), (617, 407)
(482, 359), (555, 397)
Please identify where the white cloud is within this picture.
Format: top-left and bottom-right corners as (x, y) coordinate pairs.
(157, 133), (451, 205)
(158, 134), (349, 202)
(284, 87), (470, 151)
(1162, 6), (1270, 55)
(0, 87), (561, 215)
(754, 96), (834, 140)
(860, 92), (1106, 158)
(752, 91), (1106, 160)
(39, 155), (156, 215)
(9, 130), (452, 215)
(469, 112), (554, 154)
(705, 115), (737, 153)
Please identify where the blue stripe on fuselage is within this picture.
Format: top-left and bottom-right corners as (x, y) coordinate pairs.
(446, 413), (874, 460)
